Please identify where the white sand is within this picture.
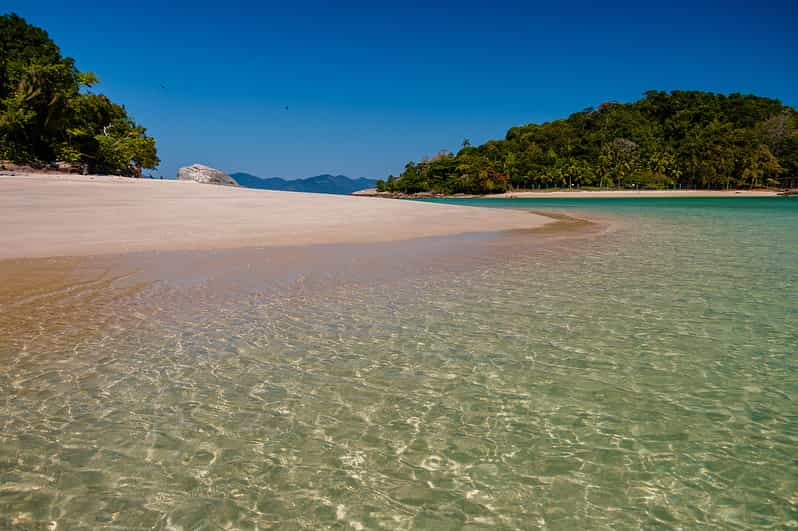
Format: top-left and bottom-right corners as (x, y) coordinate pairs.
(0, 174), (551, 259)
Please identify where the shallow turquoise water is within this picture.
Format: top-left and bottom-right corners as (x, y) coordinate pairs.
(1, 198), (797, 529)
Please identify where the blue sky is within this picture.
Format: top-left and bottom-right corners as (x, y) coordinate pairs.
(5, 0), (797, 179)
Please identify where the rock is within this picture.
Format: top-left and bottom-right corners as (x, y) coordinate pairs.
(176, 164), (238, 186)
(351, 188), (378, 196)
(54, 161), (88, 175)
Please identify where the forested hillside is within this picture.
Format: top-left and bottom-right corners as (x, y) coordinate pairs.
(378, 91), (798, 194)
(0, 14), (158, 175)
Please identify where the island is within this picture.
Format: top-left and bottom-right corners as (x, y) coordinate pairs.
(376, 91), (798, 195)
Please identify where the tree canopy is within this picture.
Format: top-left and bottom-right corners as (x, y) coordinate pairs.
(0, 13), (158, 175)
(377, 91), (798, 194)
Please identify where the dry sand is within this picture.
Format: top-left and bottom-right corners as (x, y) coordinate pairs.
(0, 174), (552, 260)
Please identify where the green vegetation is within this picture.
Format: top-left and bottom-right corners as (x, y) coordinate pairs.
(0, 13), (158, 175)
(377, 91), (798, 194)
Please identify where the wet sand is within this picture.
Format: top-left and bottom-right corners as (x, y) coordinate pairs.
(0, 211), (609, 350)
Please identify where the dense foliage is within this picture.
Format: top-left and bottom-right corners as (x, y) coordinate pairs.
(0, 14), (158, 175)
(378, 91), (798, 194)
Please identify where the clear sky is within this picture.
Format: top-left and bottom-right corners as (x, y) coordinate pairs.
(5, 0), (797, 179)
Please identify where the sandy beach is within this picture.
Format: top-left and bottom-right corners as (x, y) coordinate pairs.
(353, 188), (780, 199)
(0, 174), (552, 260)
(483, 189), (778, 198)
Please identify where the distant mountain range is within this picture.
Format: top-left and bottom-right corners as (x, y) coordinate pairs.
(231, 173), (376, 195)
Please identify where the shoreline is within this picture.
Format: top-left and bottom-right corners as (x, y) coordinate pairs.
(0, 173), (554, 260)
(353, 188), (780, 199)
(1, 172), (608, 345)
(1, 208), (607, 350)
(483, 189), (779, 198)
(0, 172), (608, 346)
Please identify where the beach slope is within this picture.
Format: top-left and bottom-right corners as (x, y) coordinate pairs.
(0, 174), (550, 259)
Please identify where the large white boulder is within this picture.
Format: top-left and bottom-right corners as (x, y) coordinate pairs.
(177, 164), (238, 186)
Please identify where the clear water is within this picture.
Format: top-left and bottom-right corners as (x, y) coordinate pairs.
(1, 198), (797, 529)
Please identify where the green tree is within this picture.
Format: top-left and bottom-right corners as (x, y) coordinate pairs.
(385, 90), (798, 194)
(0, 14), (158, 175)
(647, 150), (681, 187)
(742, 144), (782, 189)
(599, 138), (639, 188)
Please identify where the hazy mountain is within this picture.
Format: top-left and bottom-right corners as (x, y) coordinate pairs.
(231, 173), (376, 195)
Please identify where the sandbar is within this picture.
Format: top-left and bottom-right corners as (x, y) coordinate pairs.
(0, 173), (552, 260)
